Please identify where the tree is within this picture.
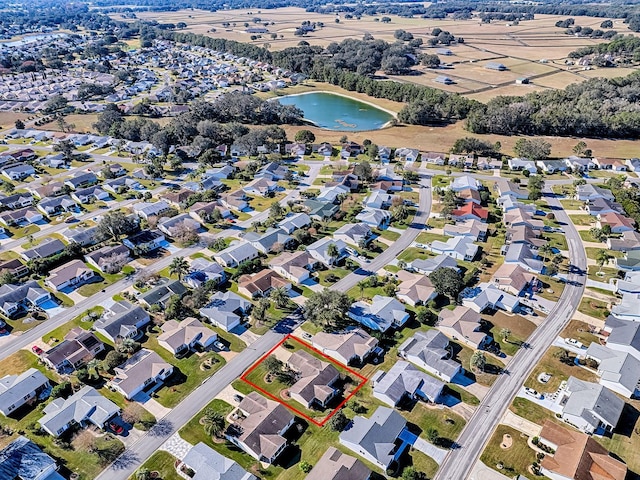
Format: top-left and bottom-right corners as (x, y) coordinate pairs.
(538, 243), (553, 263)
(136, 468), (151, 480)
(96, 211), (138, 241)
(327, 242), (340, 264)
(269, 201), (284, 220)
(294, 129), (315, 144)
(429, 267), (464, 301)
(304, 289), (352, 331)
(426, 428), (439, 444)
(201, 409), (225, 438)
(573, 141), (588, 156)
(513, 138), (551, 161)
(357, 280), (367, 300)
(402, 466), (427, 480)
(102, 351), (127, 373)
(50, 381), (72, 399)
(527, 175), (545, 201)
(117, 338), (140, 355)
(169, 256), (189, 281)
(209, 238), (227, 252)
(87, 359), (101, 379)
(470, 351), (487, 372)
(595, 248), (612, 273)
(252, 297), (270, 324)
(299, 461), (313, 473)
(14, 119), (24, 130)
(416, 306), (431, 324)
(329, 410), (350, 431)
(500, 328), (511, 343)
(264, 355), (283, 374)
(270, 286), (290, 308)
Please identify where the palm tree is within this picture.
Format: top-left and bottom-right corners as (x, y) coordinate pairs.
(357, 280), (368, 300)
(595, 248), (612, 274)
(201, 409), (225, 438)
(470, 351), (487, 373)
(397, 260), (407, 270)
(500, 328), (511, 343)
(117, 338), (138, 355)
(538, 243), (553, 263)
(169, 256), (189, 281)
(135, 468), (151, 480)
(327, 242), (339, 264)
(270, 286), (290, 308)
(86, 359), (101, 379)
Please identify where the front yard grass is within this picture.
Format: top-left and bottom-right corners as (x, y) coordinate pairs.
(451, 342), (505, 387)
(536, 276), (566, 303)
(585, 247), (625, 260)
(560, 319), (600, 345)
(577, 297), (610, 320)
(42, 306), (104, 345)
(415, 232), (449, 244)
(480, 425), (537, 479)
(315, 267), (350, 287)
(578, 229), (602, 243)
(483, 311), (536, 357)
(131, 451), (181, 480)
(377, 229), (400, 242)
(510, 397), (559, 426)
(559, 199), (584, 210)
(397, 247), (433, 263)
(568, 214), (594, 226)
(524, 346), (599, 394)
(404, 401), (466, 445)
(543, 233), (568, 250)
(587, 265), (621, 283)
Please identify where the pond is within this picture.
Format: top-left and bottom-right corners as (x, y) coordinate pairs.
(277, 91), (394, 131)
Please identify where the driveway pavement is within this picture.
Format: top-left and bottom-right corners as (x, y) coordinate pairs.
(501, 411), (542, 437)
(551, 336), (588, 356)
(160, 433), (192, 461)
(469, 461), (513, 480)
(413, 437), (448, 464)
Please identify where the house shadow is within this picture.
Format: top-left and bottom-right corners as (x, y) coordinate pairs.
(450, 371), (474, 387)
(613, 402), (640, 439)
(440, 392), (462, 408)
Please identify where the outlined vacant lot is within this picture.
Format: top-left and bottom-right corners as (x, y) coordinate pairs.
(240, 334), (368, 426)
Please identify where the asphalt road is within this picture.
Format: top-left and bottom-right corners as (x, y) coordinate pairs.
(433, 187), (587, 480)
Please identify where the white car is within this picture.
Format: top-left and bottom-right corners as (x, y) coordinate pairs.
(524, 387), (543, 399)
(213, 341), (226, 350)
(564, 338), (583, 348)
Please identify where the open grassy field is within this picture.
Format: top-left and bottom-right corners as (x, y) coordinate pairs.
(120, 8), (640, 102)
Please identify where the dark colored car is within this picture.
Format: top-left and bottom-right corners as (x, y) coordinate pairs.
(108, 422), (124, 435)
(31, 345), (44, 355)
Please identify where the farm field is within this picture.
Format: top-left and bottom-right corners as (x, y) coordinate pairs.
(119, 9), (640, 101)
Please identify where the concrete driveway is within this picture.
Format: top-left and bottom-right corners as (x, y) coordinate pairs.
(413, 437), (448, 464)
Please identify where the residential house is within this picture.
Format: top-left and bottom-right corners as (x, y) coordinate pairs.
(610, 293), (640, 321)
(492, 263), (539, 297)
(450, 203), (489, 222)
(498, 195), (534, 213)
(443, 219), (488, 242)
(123, 230), (166, 253)
(0, 207), (42, 227)
(565, 156), (595, 172)
(71, 186), (109, 204)
(423, 152), (447, 165)
(242, 177), (277, 197)
(348, 295), (409, 332)
(278, 212), (311, 234)
(449, 153), (474, 169)
(64, 172), (98, 190)
(63, 226), (100, 246)
(333, 223), (372, 248)
(396, 271), (437, 306)
(378, 146), (391, 163)
(504, 243), (545, 273)
(438, 306), (491, 350)
(0, 436), (63, 480)
(505, 225), (545, 249)
(304, 447), (370, 480)
(213, 241), (260, 268)
(226, 392), (295, 464)
(408, 255), (458, 277)
(178, 442), (256, 480)
(220, 191), (249, 212)
(536, 160), (567, 173)
(495, 179), (528, 199)
(0, 368), (50, 416)
(428, 236), (479, 261)
(306, 237), (348, 266)
(0, 258), (29, 278)
(184, 258), (226, 289)
(456, 187), (481, 204)
(93, 301), (151, 343)
(504, 208), (544, 230)
(103, 176), (141, 194)
(462, 283), (521, 313)
(199, 291), (252, 332)
(584, 343), (640, 398)
(0, 192), (34, 210)
(39, 386), (120, 437)
(158, 317), (217, 356)
(372, 361), (445, 406)
(37, 195), (77, 216)
(238, 269), (290, 298)
(311, 328), (379, 366)
(356, 209), (391, 230)
(597, 212), (635, 233)
(317, 184), (350, 204)
(508, 158), (538, 174)
(364, 190), (393, 210)
(575, 184), (615, 202)
(46, 260), (96, 292)
(21, 239), (65, 262)
(586, 197), (623, 216)
(161, 189), (192, 208)
(0, 281), (51, 318)
(189, 201), (230, 223)
(268, 251), (318, 284)
(203, 165), (235, 180)
(132, 201), (172, 220)
(339, 407), (412, 471)
(287, 350), (340, 408)
(257, 162), (289, 181)
(558, 376), (624, 434)
(594, 158), (627, 171)
(139, 279), (187, 309)
(157, 213), (201, 238)
(109, 349), (174, 400)
(610, 231), (640, 253)
(537, 420), (627, 480)
(399, 330), (462, 382)
(85, 244), (130, 274)
(450, 175), (480, 192)
(2, 163), (35, 181)
(604, 316), (640, 361)
(42, 328), (104, 374)
(244, 227), (293, 254)
(303, 199), (339, 221)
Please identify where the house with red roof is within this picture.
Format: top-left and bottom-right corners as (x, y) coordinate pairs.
(451, 203), (489, 223)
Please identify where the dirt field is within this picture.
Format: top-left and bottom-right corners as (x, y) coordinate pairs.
(117, 9), (640, 99)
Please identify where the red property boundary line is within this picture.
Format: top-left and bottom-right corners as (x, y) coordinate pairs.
(240, 334), (368, 427)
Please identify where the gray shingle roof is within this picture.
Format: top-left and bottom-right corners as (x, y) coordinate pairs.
(183, 442), (255, 480)
(0, 368), (49, 414)
(0, 436), (60, 480)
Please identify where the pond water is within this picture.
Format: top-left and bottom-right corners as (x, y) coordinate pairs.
(1, 33), (66, 47)
(277, 91), (394, 131)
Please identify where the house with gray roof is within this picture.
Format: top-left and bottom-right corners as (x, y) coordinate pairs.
(399, 330), (462, 382)
(559, 377), (624, 434)
(42, 328), (104, 374)
(93, 301), (151, 343)
(185, 258), (226, 289)
(287, 350), (340, 408)
(278, 212), (311, 234)
(39, 386), (120, 437)
(158, 317), (217, 356)
(462, 283), (520, 314)
(244, 227), (293, 254)
(139, 279), (187, 308)
(108, 349), (174, 400)
(213, 241), (260, 268)
(227, 391), (295, 464)
(71, 186), (110, 204)
(586, 197), (623, 216)
(0, 280), (51, 317)
(37, 195), (77, 216)
(339, 406), (412, 471)
(180, 442), (256, 480)
(372, 361), (445, 406)
(428, 236), (478, 261)
(2, 163), (35, 181)
(123, 229), (165, 253)
(46, 260), (96, 291)
(504, 243), (545, 273)
(0, 368), (50, 416)
(304, 447), (370, 480)
(443, 219), (488, 242)
(609, 231), (640, 253)
(158, 213), (201, 238)
(408, 254), (459, 276)
(85, 244), (131, 274)
(306, 237), (348, 266)
(603, 316), (640, 362)
(132, 201), (172, 220)
(584, 343), (640, 398)
(200, 291), (252, 332)
(64, 171), (98, 190)
(348, 295), (409, 332)
(575, 184), (615, 202)
(311, 328), (379, 366)
(21, 238), (65, 261)
(0, 436), (63, 480)
(63, 226), (100, 246)
(610, 292), (640, 322)
(333, 223), (372, 248)
(304, 199), (339, 221)
(355, 208), (391, 229)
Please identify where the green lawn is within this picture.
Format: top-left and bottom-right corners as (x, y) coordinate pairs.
(404, 402), (466, 445)
(587, 265), (621, 283)
(451, 342), (505, 387)
(568, 214), (594, 226)
(377, 229), (400, 242)
(131, 451), (181, 480)
(480, 425), (537, 480)
(585, 247), (625, 260)
(524, 346), (599, 394)
(559, 199), (584, 210)
(597, 399), (640, 476)
(315, 267), (350, 287)
(560, 320), (600, 346)
(415, 232), (449, 244)
(485, 311), (536, 357)
(42, 306), (104, 345)
(578, 229), (601, 243)
(397, 247), (433, 263)
(543, 233), (568, 250)
(577, 297), (610, 320)
(510, 397), (559, 426)
(446, 384), (480, 406)
(142, 331), (226, 408)
(536, 276), (566, 303)
(75, 268), (124, 298)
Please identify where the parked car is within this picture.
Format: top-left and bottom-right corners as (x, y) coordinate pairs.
(520, 306), (533, 315)
(524, 387), (543, 399)
(302, 332), (313, 340)
(213, 341), (226, 351)
(108, 422), (124, 435)
(564, 338), (583, 348)
(31, 345), (43, 355)
(233, 394), (244, 403)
